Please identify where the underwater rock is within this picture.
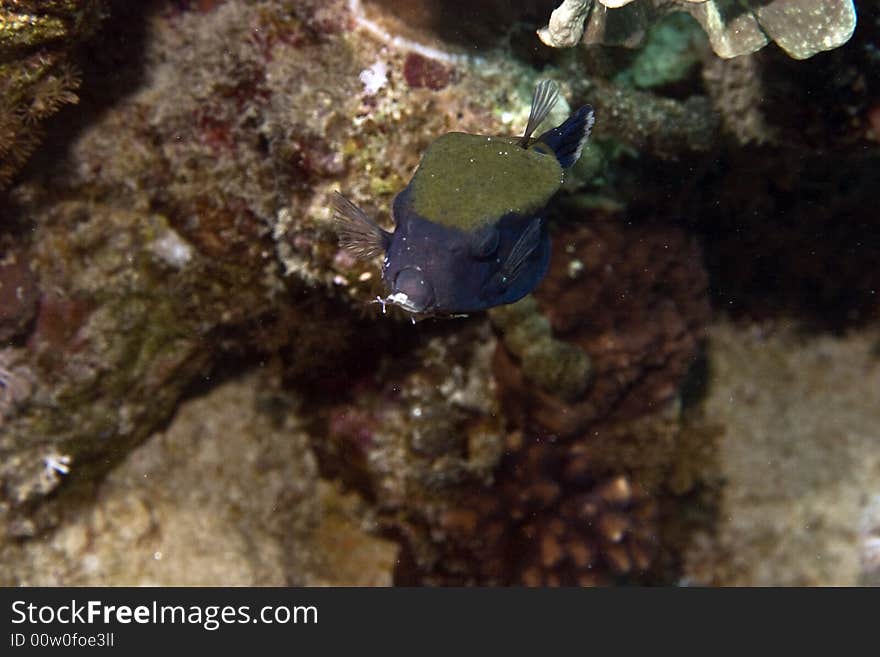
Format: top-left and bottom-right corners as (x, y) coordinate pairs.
(575, 77), (719, 158)
(702, 54), (774, 145)
(493, 211), (710, 437)
(384, 212), (712, 585)
(683, 322), (880, 586)
(0, 199), (276, 530)
(0, 245), (39, 344)
(0, 372), (397, 586)
(0, 0), (432, 522)
(0, 348), (34, 428)
(0, 1), (102, 51)
(0, 0), (563, 545)
(489, 296), (591, 403)
(308, 319), (514, 584)
(356, 0), (562, 55)
(402, 52), (453, 90)
(860, 495), (880, 586)
(315, 321), (504, 509)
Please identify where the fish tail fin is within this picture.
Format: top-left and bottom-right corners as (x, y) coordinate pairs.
(519, 80), (560, 147)
(535, 104), (595, 169)
(331, 192), (391, 260)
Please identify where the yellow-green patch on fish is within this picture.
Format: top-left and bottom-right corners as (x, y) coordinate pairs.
(409, 133), (563, 230)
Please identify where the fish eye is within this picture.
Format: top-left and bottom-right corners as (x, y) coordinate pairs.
(471, 226), (500, 260)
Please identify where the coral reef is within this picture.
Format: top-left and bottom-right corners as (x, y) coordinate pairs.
(683, 5), (880, 328)
(489, 296), (591, 403)
(0, 0), (877, 589)
(0, 0), (104, 188)
(538, 0), (592, 48)
(424, 435), (661, 586)
(539, 0), (858, 59)
(391, 404), (714, 585)
(1, 0), (533, 560)
(703, 5), (880, 148)
(0, 348), (34, 427)
(314, 320), (505, 509)
(309, 320), (517, 584)
(701, 54), (773, 145)
(355, 0), (561, 55)
(574, 76), (718, 158)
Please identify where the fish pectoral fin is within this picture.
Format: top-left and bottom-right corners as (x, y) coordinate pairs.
(498, 217), (542, 287)
(331, 191), (391, 260)
(519, 80), (560, 148)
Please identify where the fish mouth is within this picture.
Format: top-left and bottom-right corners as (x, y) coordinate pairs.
(373, 291), (425, 315)
(376, 267), (435, 315)
(387, 291), (422, 312)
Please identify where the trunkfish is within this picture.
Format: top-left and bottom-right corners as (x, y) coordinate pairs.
(334, 79), (594, 318)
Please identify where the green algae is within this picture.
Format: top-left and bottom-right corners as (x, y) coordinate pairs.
(614, 13), (706, 90)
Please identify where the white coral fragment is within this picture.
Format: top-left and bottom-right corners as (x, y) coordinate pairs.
(538, 0), (590, 48)
(44, 453), (72, 478)
(686, 0), (768, 59)
(540, 0), (857, 60)
(39, 452), (73, 495)
(599, 0), (704, 5)
(748, 0), (857, 60)
(151, 228), (193, 268)
(359, 60), (388, 96)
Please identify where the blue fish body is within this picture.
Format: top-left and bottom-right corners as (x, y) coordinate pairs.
(383, 187), (552, 314)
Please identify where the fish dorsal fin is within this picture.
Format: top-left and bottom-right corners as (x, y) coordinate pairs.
(519, 80), (560, 148)
(331, 192), (390, 260)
